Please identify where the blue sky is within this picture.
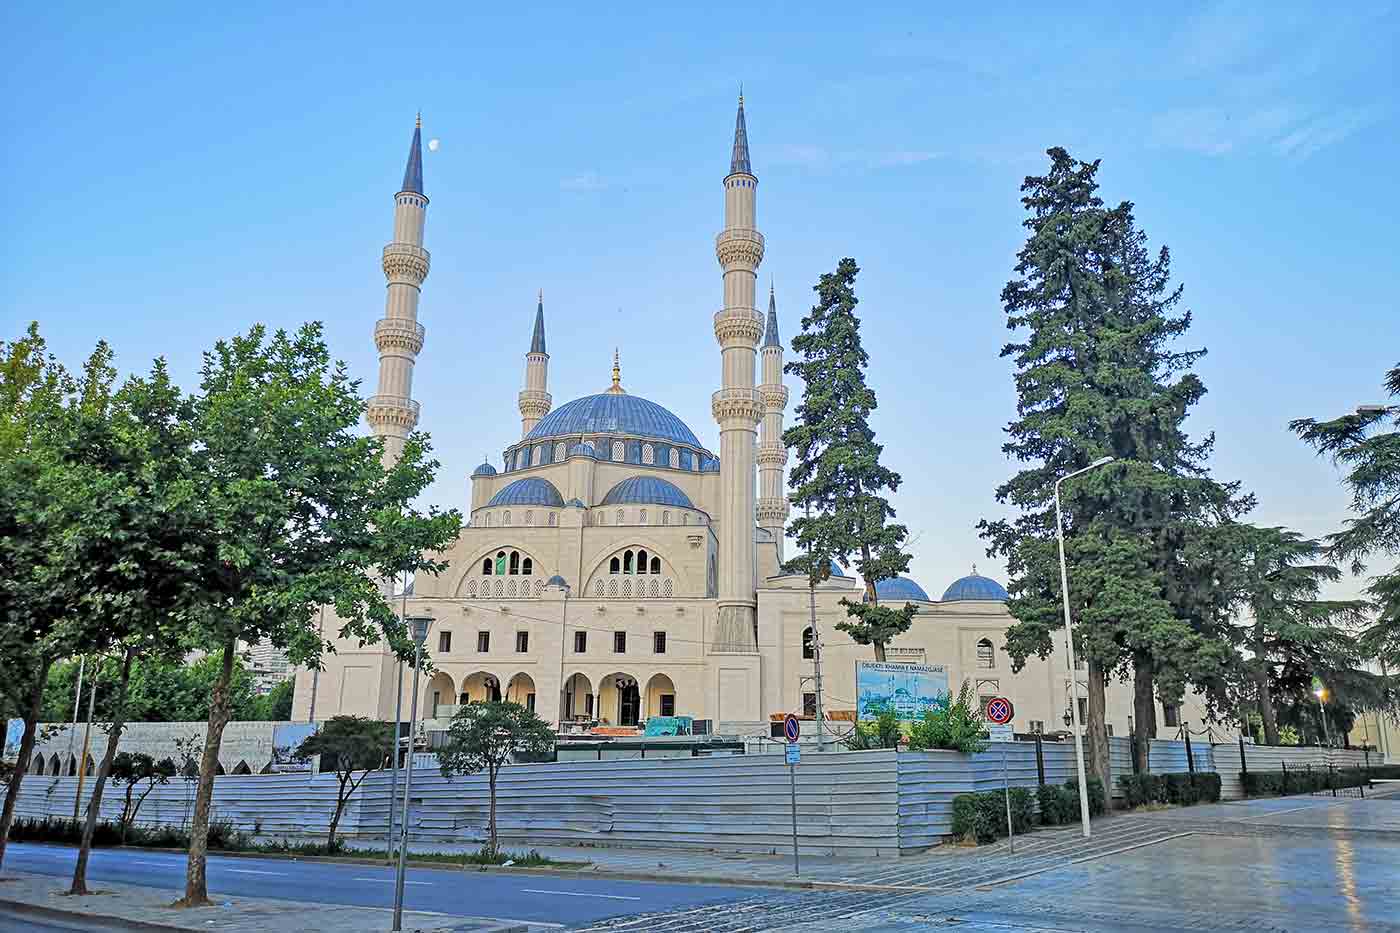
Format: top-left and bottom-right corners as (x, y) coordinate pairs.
(2, 2), (1396, 600)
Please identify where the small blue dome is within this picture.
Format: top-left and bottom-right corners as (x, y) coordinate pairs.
(941, 572), (1009, 602)
(487, 477), (565, 508)
(569, 441), (598, 458)
(524, 393), (702, 447)
(828, 560), (846, 577)
(600, 476), (694, 508)
(700, 456), (721, 473)
(471, 461), (497, 477)
(866, 576), (932, 602)
(565, 498), (586, 508)
(546, 574), (569, 588)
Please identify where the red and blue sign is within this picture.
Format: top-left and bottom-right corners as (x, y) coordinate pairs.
(783, 713), (801, 743)
(985, 697), (1014, 725)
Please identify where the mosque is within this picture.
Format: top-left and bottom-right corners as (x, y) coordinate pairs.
(290, 102), (1204, 740)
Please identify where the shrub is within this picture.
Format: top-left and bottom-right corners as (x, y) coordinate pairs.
(1036, 783), (1077, 826)
(1191, 772), (1221, 803)
(951, 788), (1033, 844)
(1065, 776), (1106, 816)
(1241, 767), (1370, 797)
(908, 682), (988, 755)
(1163, 772), (1199, 806)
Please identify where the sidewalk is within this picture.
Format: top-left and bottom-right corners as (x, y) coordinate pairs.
(0, 871), (524, 933)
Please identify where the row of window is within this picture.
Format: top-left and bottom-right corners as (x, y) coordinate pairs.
(481, 549), (534, 575)
(800, 629), (1000, 668)
(476, 508), (701, 527)
(610, 549), (661, 575)
(464, 578), (546, 598)
(434, 628), (669, 655)
(505, 439), (707, 472)
(590, 577), (675, 598)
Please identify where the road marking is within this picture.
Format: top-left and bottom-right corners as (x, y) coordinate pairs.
(223, 868), (282, 875)
(131, 859), (174, 866)
(521, 888), (641, 901)
(351, 877), (433, 885)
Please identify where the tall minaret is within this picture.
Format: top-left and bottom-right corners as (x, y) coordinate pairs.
(711, 92), (765, 653)
(367, 114), (430, 467)
(757, 283), (789, 562)
(518, 291), (551, 437)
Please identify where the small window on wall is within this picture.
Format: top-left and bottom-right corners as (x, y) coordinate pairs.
(482, 558), (493, 575)
(802, 693), (817, 717)
(659, 694), (675, 717)
(1106, 724), (1114, 737)
(653, 631), (666, 654)
(614, 631), (626, 653)
(802, 627), (815, 660)
(516, 631), (529, 653)
(976, 638), (995, 669)
(650, 557), (660, 574)
(477, 631), (490, 652)
(526, 693), (536, 713)
(1163, 704), (1180, 728)
(437, 631), (452, 653)
(574, 631), (587, 653)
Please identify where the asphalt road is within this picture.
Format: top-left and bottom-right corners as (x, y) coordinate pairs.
(2, 842), (755, 928)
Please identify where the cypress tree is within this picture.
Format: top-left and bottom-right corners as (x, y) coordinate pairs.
(784, 258), (915, 661)
(980, 149), (1250, 782)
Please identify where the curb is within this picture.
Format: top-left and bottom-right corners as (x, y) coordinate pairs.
(0, 897), (191, 931)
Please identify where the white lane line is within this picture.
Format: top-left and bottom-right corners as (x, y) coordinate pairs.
(223, 868), (283, 875)
(351, 877), (433, 885)
(520, 888), (641, 901)
(130, 860), (175, 866)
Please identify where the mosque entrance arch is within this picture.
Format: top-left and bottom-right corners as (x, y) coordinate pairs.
(562, 673), (593, 721)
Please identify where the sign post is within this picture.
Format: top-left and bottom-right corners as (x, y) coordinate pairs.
(784, 713), (801, 876)
(985, 697), (1016, 854)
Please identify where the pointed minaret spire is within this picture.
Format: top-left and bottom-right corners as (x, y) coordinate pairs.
(518, 291), (552, 436)
(729, 90), (751, 176)
(401, 114), (424, 195)
(763, 280), (781, 348)
(606, 348), (626, 394)
(530, 290), (547, 354)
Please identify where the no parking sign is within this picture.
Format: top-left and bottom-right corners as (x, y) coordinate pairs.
(985, 697), (1014, 725)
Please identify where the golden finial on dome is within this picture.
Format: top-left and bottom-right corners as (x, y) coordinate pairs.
(607, 348), (625, 394)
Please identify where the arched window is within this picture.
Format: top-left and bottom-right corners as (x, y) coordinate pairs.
(495, 551), (507, 575)
(509, 551), (520, 575)
(548, 512), (557, 527)
(642, 443), (654, 465)
(640, 509), (647, 524)
(650, 556), (660, 575)
(623, 551), (633, 574)
(612, 441), (624, 461)
(555, 442), (566, 461)
(525, 510), (533, 526)
(482, 557), (493, 575)
(616, 509), (624, 525)
(976, 638), (995, 669)
(504, 510), (512, 526)
(522, 557), (533, 575)
(802, 627), (815, 659)
(610, 557), (621, 574)
(637, 549), (649, 573)
(662, 511), (670, 526)
(534, 444), (545, 464)
(596, 511), (605, 525)
(682, 513), (689, 525)
(669, 448), (680, 469)
(485, 512), (493, 526)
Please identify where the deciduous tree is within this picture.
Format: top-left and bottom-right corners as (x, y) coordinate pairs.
(293, 716), (393, 848)
(437, 702), (554, 856)
(110, 753), (177, 844)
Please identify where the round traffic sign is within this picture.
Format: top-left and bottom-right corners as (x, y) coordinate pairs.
(985, 697), (1014, 725)
(783, 713), (801, 743)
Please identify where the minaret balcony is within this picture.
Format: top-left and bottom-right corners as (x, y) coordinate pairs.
(711, 388), (763, 426)
(714, 228), (765, 270)
(374, 318), (426, 354)
(757, 441), (789, 467)
(756, 497), (790, 524)
(518, 389), (552, 419)
(366, 394), (421, 430)
(758, 384), (789, 411)
(382, 243), (431, 285)
(713, 308), (764, 347)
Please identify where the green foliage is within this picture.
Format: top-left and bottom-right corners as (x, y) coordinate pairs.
(250, 679), (295, 721)
(294, 716), (393, 846)
(1118, 771), (1220, 807)
(951, 788), (1034, 844)
(1241, 767), (1370, 797)
(844, 707), (903, 750)
(438, 702), (555, 855)
(1292, 362), (1400, 669)
(41, 654), (260, 724)
(1065, 775), (1107, 816)
(1192, 772), (1222, 802)
(907, 682), (988, 754)
(1036, 783), (1078, 825)
(980, 149), (1253, 785)
(782, 258), (914, 659)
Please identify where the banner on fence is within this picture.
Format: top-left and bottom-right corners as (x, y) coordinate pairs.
(856, 662), (949, 721)
(268, 722), (319, 772)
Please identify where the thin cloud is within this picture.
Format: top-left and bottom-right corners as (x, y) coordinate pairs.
(560, 172), (608, 191)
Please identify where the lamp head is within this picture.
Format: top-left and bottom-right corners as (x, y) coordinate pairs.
(407, 611), (434, 646)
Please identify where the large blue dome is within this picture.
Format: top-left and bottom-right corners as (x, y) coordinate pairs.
(868, 576), (932, 602)
(941, 573), (1009, 602)
(487, 477), (565, 508)
(600, 476), (695, 508)
(523, 393), (702, 447)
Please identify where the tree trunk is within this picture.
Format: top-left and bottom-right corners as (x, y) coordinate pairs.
(1131, 655), (1155, 774)
(1086, 660), (1112, 797)
(0, 657), (52, 870)
(1255, 669), (1280, 746)
(72, 648), (135, 895)
(860, 545), (887, 662)
(328, 782), (347, 849)
(176, 639), (235, 908)
(487, 769), (498, 857)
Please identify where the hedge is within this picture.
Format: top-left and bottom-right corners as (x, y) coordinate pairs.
(1036, 783), (1078, 826)
(952, 787), (1034, 844)
(7, 816), (243, 850)
(1066, 775), (1107, 816)
(1241, 767), (1370, 797)
(1118, 771), (1220, 808)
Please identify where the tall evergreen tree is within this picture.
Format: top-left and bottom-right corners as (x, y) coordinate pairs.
(1292, 363), (1400, 672)
(980, 149), (1249, 783)
(784, 258), (915, 661)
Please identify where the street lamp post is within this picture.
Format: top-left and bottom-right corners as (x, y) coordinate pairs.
(386, 571), (410, 863)
(391, 611), (434, 933)
(1315, 685), (1332, 748)
(1055, 455), (1114, 840)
